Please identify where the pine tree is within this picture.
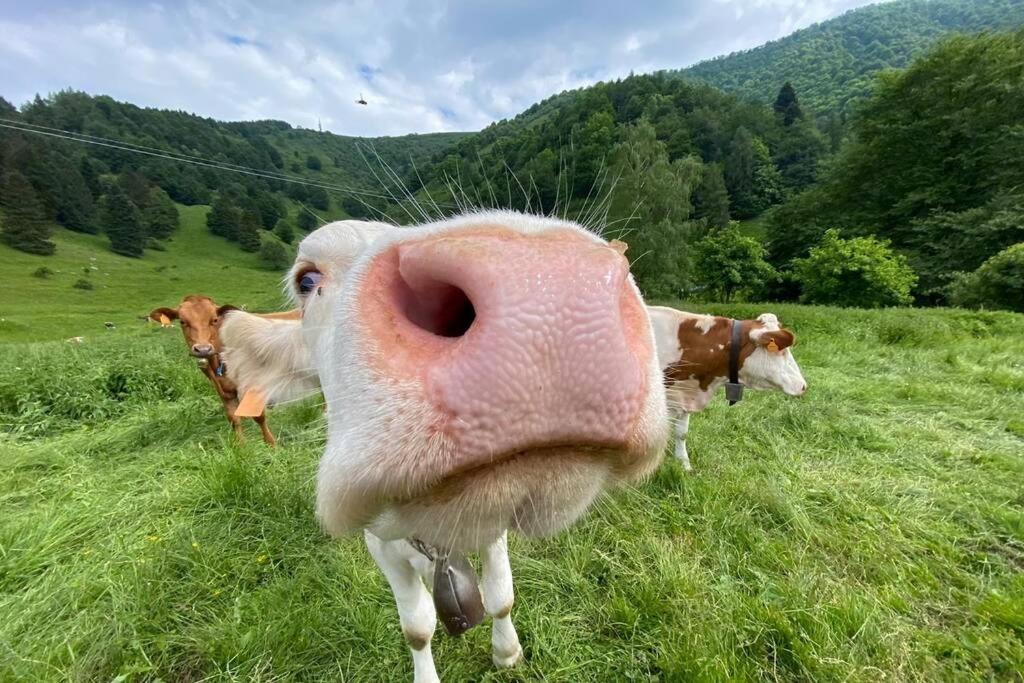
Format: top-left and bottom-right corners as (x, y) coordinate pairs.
(296, 209), (318, 231)
(273, 218), (295, 244)
(118, 171), (151, 207)
(52, 162), (96, 233)
(206, 194), (240, 240)
(0, 171), (56, 255)
(100, 186), (146, 257)
(773, 82), (803, 126)
(237, 209), (263, 252)
(142, 187), (179, 240)
(259, 234), (292, 270)
(79, 156), (104, 199)
(725, 128), (783, 219)
(693, 163), (731, 229)
(725, 127), (758, 217)
(307, 186), (330, 211)
(254, 190), (284, 229)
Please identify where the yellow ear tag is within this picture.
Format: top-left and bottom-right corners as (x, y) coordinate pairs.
(766, 339), (780, 353)
(609, 239), (628, 255)
(235, 388), (267, 418)
(158, 314), (171, 327)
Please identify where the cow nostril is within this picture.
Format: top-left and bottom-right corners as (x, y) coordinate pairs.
(396, 272), (476, 338)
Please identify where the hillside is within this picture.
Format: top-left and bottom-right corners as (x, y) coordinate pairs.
(0, 91), (467, 263)
(0, 204), (284, 343)
(682, 0), (1024, 114)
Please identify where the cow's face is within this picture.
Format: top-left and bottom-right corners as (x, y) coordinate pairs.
(739, 313), (807, 396)
(149, 296), (234, 358)
(289, 214), (668, 551)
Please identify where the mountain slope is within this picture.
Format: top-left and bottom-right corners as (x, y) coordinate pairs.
(0, 204), (283, 343)
(682, 0), (1024, 114)
(0, 91), (468, 260)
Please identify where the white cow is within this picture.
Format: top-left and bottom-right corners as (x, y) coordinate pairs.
(226, 213), (669, 682)
(647, 305), (807, 470)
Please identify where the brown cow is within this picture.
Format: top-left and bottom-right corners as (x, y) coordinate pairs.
(148, 295), (300, 445)
(648, 306), (807, 471)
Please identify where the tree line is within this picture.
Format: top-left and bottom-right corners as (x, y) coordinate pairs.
(0, 90), (461, 261)
(767, 29), (1024, 311)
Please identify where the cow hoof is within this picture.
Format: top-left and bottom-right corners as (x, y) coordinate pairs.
(493, 645), (523, 668)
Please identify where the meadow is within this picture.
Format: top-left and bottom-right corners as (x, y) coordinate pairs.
(2, 278), (1022, 679)
(0, 205), (284, 344)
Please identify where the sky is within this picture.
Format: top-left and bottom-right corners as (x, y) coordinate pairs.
(1, 0), (882, 137)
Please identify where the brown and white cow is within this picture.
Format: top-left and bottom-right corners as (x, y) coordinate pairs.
(647, 305), (807, 471)
(237, 215), (669, 682)
(148, 295), (308, 446)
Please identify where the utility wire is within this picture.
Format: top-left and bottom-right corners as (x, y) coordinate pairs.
(0, 119), (447, 205)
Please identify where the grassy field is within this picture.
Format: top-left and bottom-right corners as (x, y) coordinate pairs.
(0, 205), (286, 344)
(1, 294), (1022, 681)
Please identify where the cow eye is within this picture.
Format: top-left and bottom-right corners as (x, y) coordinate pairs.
(298, 269), (322, 296)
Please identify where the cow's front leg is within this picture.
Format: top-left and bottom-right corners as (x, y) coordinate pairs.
(481, 531), (523, 668)
(223, 400), (244, 442)
(674, 412), (692, 471)
(253, 411), (277, 447)
(364, 531), (439, 683)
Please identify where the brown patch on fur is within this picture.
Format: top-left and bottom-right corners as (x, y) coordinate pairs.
(403, 631), (431, 651)
(666, 317), (762, 390)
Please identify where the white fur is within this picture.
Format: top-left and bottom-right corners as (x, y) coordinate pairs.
(695, 317), (715, 334)
(219, 312), (320, 405)
(253, 212), (667, 681)
(646, 305), (684, 372)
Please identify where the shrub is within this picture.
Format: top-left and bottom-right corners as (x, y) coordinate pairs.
(949, 243), (1024, 313)
(794, 230), (916, 308)
(273, 218), (295, 244)
(259, 234), (292, 271)
(296, 209), (318, 231)
(32, 267), (54, 279)
(72, 278), (94, 290)
(692, 224), (777, 302)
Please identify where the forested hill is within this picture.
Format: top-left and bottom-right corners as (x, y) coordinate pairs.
(0, 91), (466, 258)
(681, 0), (1024, 114)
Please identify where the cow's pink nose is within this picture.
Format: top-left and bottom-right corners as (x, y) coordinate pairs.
(360, 228), (652, 464)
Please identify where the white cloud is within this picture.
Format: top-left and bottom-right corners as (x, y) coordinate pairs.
(0, 0), (879, 136)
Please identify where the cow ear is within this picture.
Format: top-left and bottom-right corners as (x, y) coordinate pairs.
(217, 304), (238, 316)
(149, 307), (178, 323)
(757, 329), (794, 351)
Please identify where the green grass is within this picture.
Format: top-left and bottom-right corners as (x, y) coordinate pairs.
(0, 205), (286, 343)
(736, 215), (768, 241)
(1, 298), (1023, 680)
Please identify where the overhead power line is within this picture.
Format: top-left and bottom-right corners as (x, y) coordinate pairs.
(0, 118), (424, 204)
